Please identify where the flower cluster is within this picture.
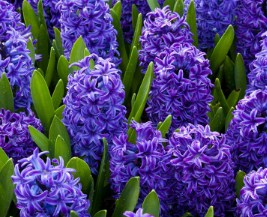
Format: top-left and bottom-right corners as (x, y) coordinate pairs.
(0, 109), (42, 163)
(183, 0), (237, 50)
(63, 54), (127, 174)
(146, 43), (213, 133)
(139, 6), (192, 71)
(124, 208), (153, 217)
(110, 121), (174, 216)
(113, 0), (164, 43)
(12, 149), (90, 217)
(58, 0), (120, 64)
(247, 34), (267, 94)
(167, 124), (235, 216)
(235, 0), (267, 66)
(237, 167), (267, 217)
(27, 0), (61, 38)
(0, 0), (34, 109)
(226, 89), (267, 173)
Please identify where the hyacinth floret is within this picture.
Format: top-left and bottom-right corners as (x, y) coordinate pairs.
(146, 43), (213, 132)
(12, 148), (90, 217)
(63, 54), (127, 174)
(226, 89), (267, 173)
(58, 0), (120, 64)
(167, 124), (235, 216)
(0, 109), (42, 163)
(139, 6), (193, 71)
(247, 34), (267, 94)
(124, 208), (154, 217)
(183, 0), (237, 50)
(110, 121), (174, 216)
(237, 167), (267, 217)
(235, 0), (267, 67)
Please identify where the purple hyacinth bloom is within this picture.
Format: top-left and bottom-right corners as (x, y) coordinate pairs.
(237, 167), (267, 217)
(183, 0), (237, 50)
(124, 208), (154, 217)
(139, 6), (193, 71)
(167, 124), (235, 216)
(110, 121), (174, 216)
(63, 54), (127, 174)
(27, 0), (61, 38)
(12, 149), (90, 217)
(146, 43), (213, 133)
(113, 0), (164, 43)
(0, 109), (42, 163)
(226, 89), (267, 173)
(235, 0), (267, 67)
(247, 34), (267, 94)
(58, 0), (120, 64)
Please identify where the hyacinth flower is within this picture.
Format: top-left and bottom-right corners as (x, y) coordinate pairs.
(226, 89), (267, 173)
(0, 109), (42, 163)
(27, 0), (61, 38)
(110, 121), (174, 216)
(247, 34), (267, 94)
(124, 208), (153, 217)
(235, 0), (267, 67)
(237, 167), (267, 217)
(139, 6), (193, 71)
(12, 148), (90, 217)
(146, 43), (213, 133)
(112, 0), (164, 43)
(183, 0), (237, 50)
(63, 54), (127, 174)
(167, 124), (235, 216)
(58, 0), (120, 64)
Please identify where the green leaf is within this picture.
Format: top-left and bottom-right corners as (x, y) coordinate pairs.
(131, 13), (142, 50)
(174, 0), (184, 16)
(128, 62), (154, 123)
(27, 38), (35, 63)
(111, 10), (128, 72)
(215, 78), (230, 114)
(0, 73), (14, 112)
(49, 116), (70, 149)
(236, 171), (246, 198)
(0, 148), (8, 172)
(54, 135), (71, 163)
(55, 105), (65, 120)
(22, 0), (40, 39)
(225, 107), (234, 131)
(147, 0), (160, 11)
(142, 190), (160, 217)
(0, 159), (14, 217)
(57, 55), (70, 85)
(112, 177), (140, 217)
(31, 70), (55, 132)
(52, 79), (64, 109)
(227, 90), (240, 109)
(158, 115), (172, 138)
(70, 211), (79, 217)
(132, 4), (139, 30)
(204, 206), (214, 217)
(38, 0), (48, 29)
(234, 53), (247, 100)
(164, 0), (175, 10)
(112, 1), (122, 18)
(209, 107), (225, 132)
(210, 25), (235, 75)
(186, 1), (198, 47)
(28, 125), (50, 152)
(123, 46), (139, 99)
(223, 55), (235, 91)
(94, 210), (107, 217)
(92, 139), (108, 215)
(182, 212), (193, 217)
(53, 27), (64, 57)
(45, 47), (56, 87)
(69, 36), (86, 72)
(66, 157), (94, 201)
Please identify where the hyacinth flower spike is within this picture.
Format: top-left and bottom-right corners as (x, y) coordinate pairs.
(124, 208), (154, 217)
